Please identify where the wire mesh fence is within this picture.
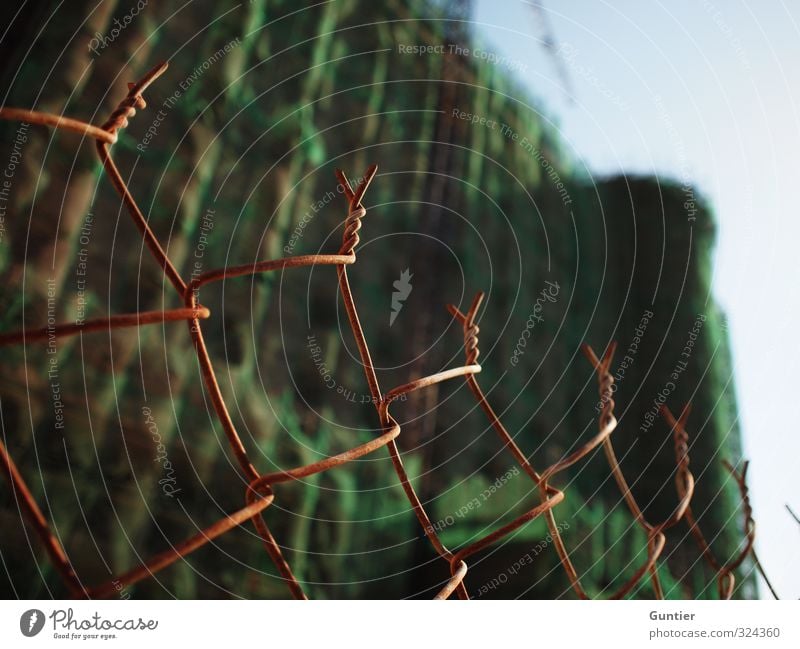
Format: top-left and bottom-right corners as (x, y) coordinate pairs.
(0, 61), (773, 600)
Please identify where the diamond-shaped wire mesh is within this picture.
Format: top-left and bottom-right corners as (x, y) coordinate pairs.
(0, 62), (764, 600)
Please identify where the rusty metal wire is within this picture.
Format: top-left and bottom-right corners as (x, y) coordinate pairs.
(0, 61), (772, 600)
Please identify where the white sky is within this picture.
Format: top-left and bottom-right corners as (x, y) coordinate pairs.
(473, 0), (800, 599)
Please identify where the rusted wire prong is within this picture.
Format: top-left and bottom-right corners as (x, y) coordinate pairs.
(95, 81), (185, 296)
(446, 296), (584, 598)
(660, 407), (766, 599)
(662, 402), (692, 434)
(100, 61), (168, 135)
(0, 306), (210, 348)
(87, 488), (274, 599)
(721, 460), (756, 571)
(128, 61), (170, 96)
(660, 404), (722, 575)
(335, 169), (353, 201)
(335, 163), (377, 209)
(447, 291), (484, 365)
(581, 341), (618, 376)
(351, 164), (377, 209)
(446, 290), (485, 325)
(335, 164), (382, 403)
(581, 342), (665, 599)
(450, 292), (541, 484)
(336, 165), (377, 258)
(657, 404), (696, 530)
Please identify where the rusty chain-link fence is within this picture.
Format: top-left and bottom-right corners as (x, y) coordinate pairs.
(0, 62), (773, 600)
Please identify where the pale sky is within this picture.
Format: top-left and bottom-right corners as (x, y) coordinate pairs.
(473, 0), (800, 599)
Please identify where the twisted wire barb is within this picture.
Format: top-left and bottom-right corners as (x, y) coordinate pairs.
(446, 306), (664, 598)
(661, 407), (776, 599)
(0, 61), (772, 600)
